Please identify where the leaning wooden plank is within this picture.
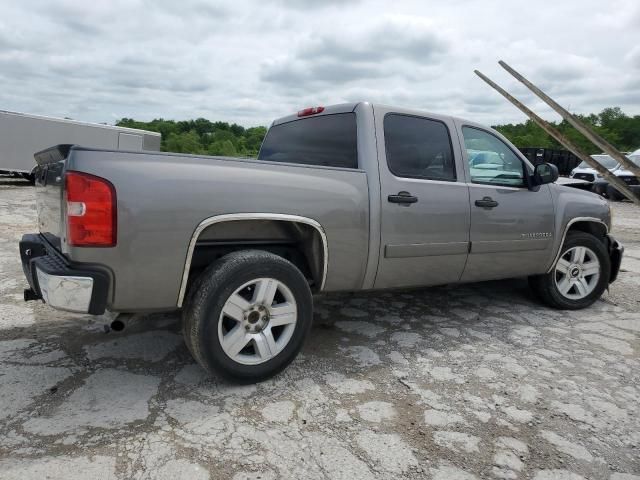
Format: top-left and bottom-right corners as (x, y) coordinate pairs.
(498, 60), (640, 179)
(474, 69), (640, 205)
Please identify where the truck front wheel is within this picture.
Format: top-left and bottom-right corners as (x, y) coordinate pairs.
(528, 231), (610, 310)
(182, 250), (313, 383)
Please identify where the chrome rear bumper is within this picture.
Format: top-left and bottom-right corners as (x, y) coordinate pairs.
(20, 233), (110, 314)
(35, 269), (94, 313)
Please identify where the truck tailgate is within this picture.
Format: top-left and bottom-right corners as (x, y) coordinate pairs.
(33, 145), (71, 250)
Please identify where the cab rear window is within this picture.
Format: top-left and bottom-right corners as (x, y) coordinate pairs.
(258, 113), (358, 169)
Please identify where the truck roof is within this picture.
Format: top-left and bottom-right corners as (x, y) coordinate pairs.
(271, 102), (470, 127)
(0, 109), (161, 137)
(271, 103), (360, 126)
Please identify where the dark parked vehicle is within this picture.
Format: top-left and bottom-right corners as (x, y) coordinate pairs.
(518, 147), (581, 176)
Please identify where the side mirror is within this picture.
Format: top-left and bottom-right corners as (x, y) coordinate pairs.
(533, 162), (559, 186)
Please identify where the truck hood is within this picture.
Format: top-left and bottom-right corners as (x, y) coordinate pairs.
(556, 177), (591, 187)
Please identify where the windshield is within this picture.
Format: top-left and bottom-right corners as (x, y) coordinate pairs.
(629, 154), (640, 167)
(578, 155), (618, 170)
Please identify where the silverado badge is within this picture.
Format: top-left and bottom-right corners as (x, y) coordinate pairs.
(521, 232), (552, 239)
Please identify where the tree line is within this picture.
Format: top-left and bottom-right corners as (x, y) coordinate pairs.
(116, 118), (267, 157)
(493, 107), (640, 154)
(117, 106), (639, 157)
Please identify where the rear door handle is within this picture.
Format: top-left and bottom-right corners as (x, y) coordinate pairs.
(474, 196), (499, 208)
(388, 191), (418, 204)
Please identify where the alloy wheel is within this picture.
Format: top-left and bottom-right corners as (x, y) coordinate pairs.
(554, 246), (601, 300)
(218, 278), (297, 365)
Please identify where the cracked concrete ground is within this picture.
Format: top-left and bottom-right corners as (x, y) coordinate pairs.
(0, 176), (638, 480)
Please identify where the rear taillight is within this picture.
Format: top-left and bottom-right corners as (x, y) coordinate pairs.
(65, 171), (116, 247)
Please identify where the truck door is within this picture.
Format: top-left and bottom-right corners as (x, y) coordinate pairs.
(457, 123), (555, 282)
(374, 108), (470, 289)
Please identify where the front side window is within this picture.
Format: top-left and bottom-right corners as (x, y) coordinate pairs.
(384, 114), (456, 181)
(462, 127), (525, 187)
(258, 113), (357, 169)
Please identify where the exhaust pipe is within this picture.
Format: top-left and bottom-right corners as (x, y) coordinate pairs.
(106, 313), (136, 333)
(110, 319), (126, 332)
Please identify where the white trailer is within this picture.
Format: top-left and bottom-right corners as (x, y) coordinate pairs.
(0, 110), (161, 181)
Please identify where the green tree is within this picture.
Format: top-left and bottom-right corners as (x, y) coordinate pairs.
(115, 106), (639, 159)
(493, 107), (639, 154)
(116, 117), (267, 157)
(208, 139), (237, 156)
(165, 130), (203, 154)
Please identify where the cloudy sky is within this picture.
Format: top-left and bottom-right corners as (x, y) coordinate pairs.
(1, 0), (639, 128)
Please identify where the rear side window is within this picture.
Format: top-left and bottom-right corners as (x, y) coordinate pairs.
(258, 113), (358, 169)
(384, 114), (456, 181)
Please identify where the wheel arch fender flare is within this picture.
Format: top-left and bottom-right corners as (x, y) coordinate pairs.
(177, 213), (329, 307)
(546, 217), (608, 274)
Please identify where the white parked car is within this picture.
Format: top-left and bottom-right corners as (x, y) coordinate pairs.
(569, 154), (619, 182)
(592, 149), (640, 201)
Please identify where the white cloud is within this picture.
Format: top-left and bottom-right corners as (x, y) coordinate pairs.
(625, 45), (640, 69)
(0, 0), (638, 127)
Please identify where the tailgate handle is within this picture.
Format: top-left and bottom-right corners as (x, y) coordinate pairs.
(475, 196), (499, 208)
(388, 192), (418, 204)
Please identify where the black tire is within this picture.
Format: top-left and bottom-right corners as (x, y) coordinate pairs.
(529, 231), (610, 310)
(181, 270), (206, 359)
(606, 185), (624, 201)
(182, 250), (313, 383)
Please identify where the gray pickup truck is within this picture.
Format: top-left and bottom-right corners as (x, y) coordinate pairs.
(20, 102), (623, 382)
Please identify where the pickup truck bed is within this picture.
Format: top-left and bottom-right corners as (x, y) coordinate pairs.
(32, 144), (369, 311)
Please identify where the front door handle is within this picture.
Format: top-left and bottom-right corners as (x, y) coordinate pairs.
(388, 191), (418, 204)
(474, 196), (499, 208)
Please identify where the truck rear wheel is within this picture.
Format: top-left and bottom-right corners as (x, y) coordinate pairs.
(528, 231), (610, 310)
(182, 250), (313, 383)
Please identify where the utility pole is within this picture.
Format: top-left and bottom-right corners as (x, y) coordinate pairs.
(474, 69), (640, 205)
(499, 60), (640, 179)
